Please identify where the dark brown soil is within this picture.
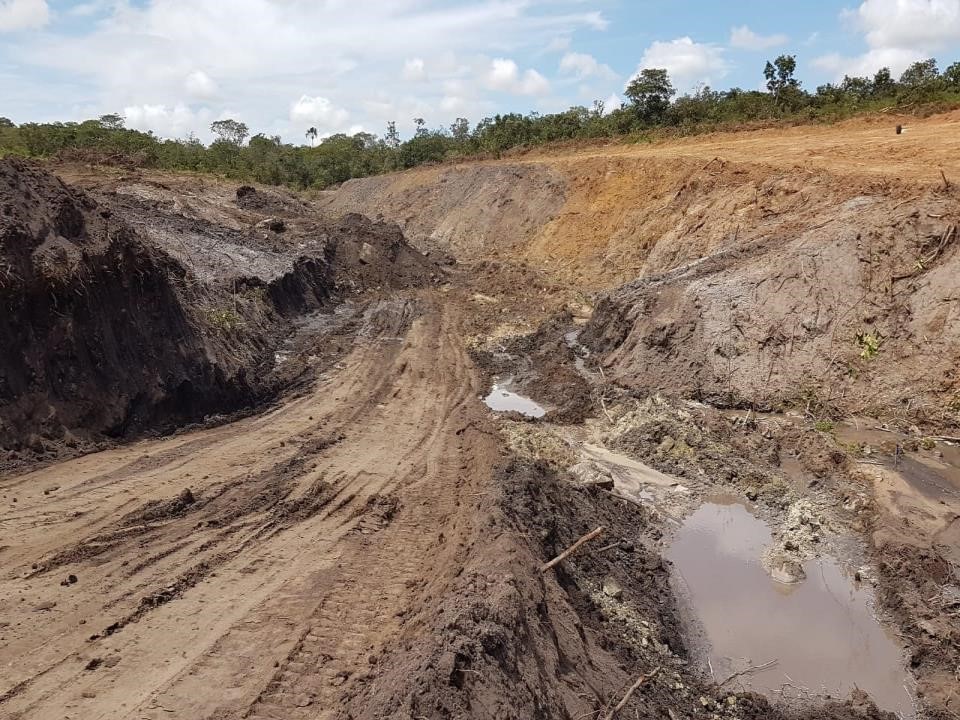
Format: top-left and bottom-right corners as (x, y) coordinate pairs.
(0, 159), (438, 469)
(337, 457), (896, 720)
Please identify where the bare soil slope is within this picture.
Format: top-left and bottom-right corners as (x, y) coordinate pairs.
(0, 161), (437, 466)
(319, 112), (960, 427)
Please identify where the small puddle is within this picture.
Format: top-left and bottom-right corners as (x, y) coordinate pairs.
(483, 379), (546, 418)
(667, 497), (913, 717)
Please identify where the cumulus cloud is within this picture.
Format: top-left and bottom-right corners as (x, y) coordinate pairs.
(289, 95), (350, 133)
(184, 70), (217, 100)
(123, 103), (208, 139)
(402, 58), (426, 82)
(632, 37), (730, 92)
(815, 0), (960, 79)
(0, 0), (49, 31)
(558, 51), (615, 79)
(483, 58), (550, 95)
(729, 25), (788, 50)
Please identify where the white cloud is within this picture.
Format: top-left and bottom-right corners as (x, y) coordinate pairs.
(558, 51), (615, 79)
(7, 0), (606, 140)
(815, 0), (960, 79)
(483, 58), (550, 95)
(729, 25), (788, 50)
(632, 37), (730, 92)
(402, 58), (426, 82)
(184, 70), (217, 100)
(289, 95), (350, 134)
(0, 0), (49, 31)
(123, 103), (208, 139)
(852, 0), (960, 50)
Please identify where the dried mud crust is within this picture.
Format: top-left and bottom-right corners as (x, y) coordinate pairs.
(0, 159), (439, 469)
(336, 458), (896, 720)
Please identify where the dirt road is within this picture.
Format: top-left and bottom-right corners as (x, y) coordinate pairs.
(0, 293), (497, 719)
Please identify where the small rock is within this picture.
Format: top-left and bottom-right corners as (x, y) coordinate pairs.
(771, 559), (806, 584)
(358, 242), (376, 265)
(602, 576), (623, 600)
(81, 691), (97, 699)
(294, 694), (313, 707)
(745, 487), (759, 501)
(784, 540), (799, 552)
(256, 217), (285, 233)
(568, 461), (615, 491)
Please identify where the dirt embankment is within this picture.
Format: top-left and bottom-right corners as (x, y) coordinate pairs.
(0, 160), (437, 466)
(319, 120), (960, 428)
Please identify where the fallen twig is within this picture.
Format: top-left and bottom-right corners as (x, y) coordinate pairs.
(718, 659), (778, 688)
(596, 541), (623, 553)
(598, 488), (645, 509)
(603, 667), (660, 720)
(541, 526), (604, 572)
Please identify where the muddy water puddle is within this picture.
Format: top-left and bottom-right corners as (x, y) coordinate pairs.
(668, 497), (914, 717)
(483, 379), (546, 418)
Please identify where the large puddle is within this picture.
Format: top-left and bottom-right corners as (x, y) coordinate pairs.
(483, 379), (546, 418)
(667, 498), (914, 717)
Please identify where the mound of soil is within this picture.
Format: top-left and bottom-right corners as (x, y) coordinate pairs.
(0, 160), (437, 467)
(338, 458), (896, 720)
(581, 189), (960, 429)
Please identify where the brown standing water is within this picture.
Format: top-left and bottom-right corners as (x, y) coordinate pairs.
(667, 497), (915, 718)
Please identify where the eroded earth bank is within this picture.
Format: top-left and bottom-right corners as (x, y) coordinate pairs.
(2, 112), (960, 720)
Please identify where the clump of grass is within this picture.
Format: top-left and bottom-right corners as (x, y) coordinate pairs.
(814, 419), (835, 433)
(856, 330), (883, 360)
(207, 308), (243, 333)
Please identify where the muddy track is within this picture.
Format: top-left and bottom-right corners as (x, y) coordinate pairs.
(0, 290), (496, 720)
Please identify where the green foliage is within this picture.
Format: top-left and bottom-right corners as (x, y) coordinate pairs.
(813, 419), (835, 433)
(625, 68), (676, 124)
(2, 53), (959, 189)
(207, 307), (243, 333)
(856, 330), (883, 360)
(210, 119), (249, 145)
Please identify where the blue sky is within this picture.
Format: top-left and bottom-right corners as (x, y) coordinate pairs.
(1, 0), (958, 142)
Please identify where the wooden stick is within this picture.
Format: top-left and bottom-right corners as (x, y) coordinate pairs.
(718, 659), (778, 688)
(941, 169), (951, 190)
(540, 526), (604, 572)
(603, 667), (660, 720)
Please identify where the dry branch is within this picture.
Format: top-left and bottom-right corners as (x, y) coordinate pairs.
(718, 659), (778, 688)
(603, 667), (661, 720)
(540, 526), (604, 572)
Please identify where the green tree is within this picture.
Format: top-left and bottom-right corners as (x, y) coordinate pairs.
(385, 121), (400, 149)
(210, 119), (249, 145)
(872, 67), (896, 96)
(0, 117), (16, 128)
(899, 58), (939, 87)
(764, 55), (799, 99)
(305, 126), (318, 146)
(450, 117), (470, 142)
(945, 62), (960, 88)
(624, 68), (675, 123)
(98, 113), (124, 130)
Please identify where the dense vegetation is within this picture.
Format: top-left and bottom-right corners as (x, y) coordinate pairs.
(2, 56), (959, 190)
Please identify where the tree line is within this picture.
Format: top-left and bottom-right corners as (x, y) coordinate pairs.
(1, 56), (958, 190)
